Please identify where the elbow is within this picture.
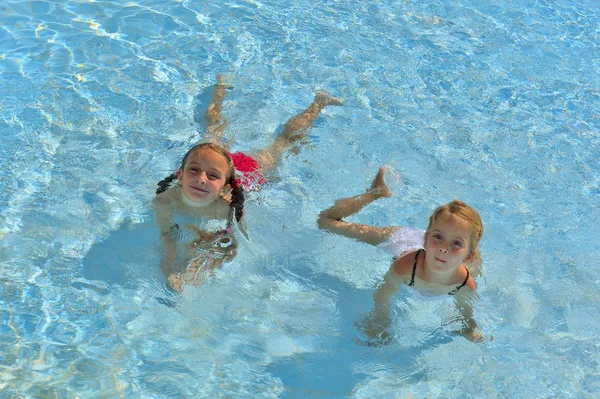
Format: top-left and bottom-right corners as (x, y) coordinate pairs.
(373, 290), (390, 306)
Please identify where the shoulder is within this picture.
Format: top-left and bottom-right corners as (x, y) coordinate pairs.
(391, 249), (420, 278)
(455, 278), (478, 305)
(152, 187), (180, 208)
(462, 264), (477, 292)
(458, 270), (477, 293)
(212, 197), (234, 219)
(465, 276), (477, 292)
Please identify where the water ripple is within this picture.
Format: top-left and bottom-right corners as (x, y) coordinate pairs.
(61, 33), (107, 51)
(1, 0), (600, 397)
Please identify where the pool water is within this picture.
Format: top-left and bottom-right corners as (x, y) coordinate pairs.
(1, 0), (599, 397)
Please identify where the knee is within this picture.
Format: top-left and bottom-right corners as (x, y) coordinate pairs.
(317, 211), (336, 231)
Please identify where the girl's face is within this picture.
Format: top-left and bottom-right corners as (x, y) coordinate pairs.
(424, 212), (473, 274)
(178, 148), (230, 204)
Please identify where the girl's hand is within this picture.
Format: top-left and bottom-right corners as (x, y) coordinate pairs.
(167, 272), (183, 293)
(465, 331), (485, 342)
(453, 328), (492, 343)
(356, 308), (392, 346)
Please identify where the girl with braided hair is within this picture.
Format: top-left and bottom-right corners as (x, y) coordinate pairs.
(153, 143), (244, 292)
(154, 75), (343, 291)
(318, 167), (487, 343)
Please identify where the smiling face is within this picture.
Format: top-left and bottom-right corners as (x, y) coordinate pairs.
(424, 211), (474, 274)
(178, 148), (230, 204)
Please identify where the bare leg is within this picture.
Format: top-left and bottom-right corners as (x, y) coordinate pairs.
(253, 91), (343, 172)
(318, 167), (397, 246)
(323, 167), (392, 219)
(204, 75), (231, 146)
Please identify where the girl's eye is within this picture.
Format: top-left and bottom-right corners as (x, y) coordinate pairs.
(433, 234), (442, 240)
(208, 174), (219, 180)
(452, 240), (463, 248)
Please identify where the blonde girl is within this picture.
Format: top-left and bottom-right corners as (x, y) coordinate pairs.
(318, 167), (485, 342)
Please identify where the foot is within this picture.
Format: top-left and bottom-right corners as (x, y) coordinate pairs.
(367, 167), (392, 198)
(314, 91), (344, 107)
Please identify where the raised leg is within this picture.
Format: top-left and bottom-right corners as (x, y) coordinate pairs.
(203, 75), (232, 145)
(317, 167), (397, 246)
(252, 91), (343, 172)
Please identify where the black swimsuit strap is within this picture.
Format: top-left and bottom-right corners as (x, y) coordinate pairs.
(448, 266), (470, 296)
(408, 249), (424, 287)
(408, 249), (470, 295)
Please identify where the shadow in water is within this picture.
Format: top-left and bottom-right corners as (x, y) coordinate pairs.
(80, 219), (163, 287)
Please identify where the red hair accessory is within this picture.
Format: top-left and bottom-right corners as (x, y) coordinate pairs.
(230, 178), (241, 189)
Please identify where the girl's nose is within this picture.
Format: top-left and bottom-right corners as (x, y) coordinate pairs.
(439, 245), (448, 254)
(196, 172), (207, 183)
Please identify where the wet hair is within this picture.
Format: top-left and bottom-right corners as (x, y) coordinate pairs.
(424, 200), (484, 262)
(155, 143), (245, 224)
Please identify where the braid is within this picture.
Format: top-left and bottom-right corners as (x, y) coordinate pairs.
(229, 184), (245, 222)
(156, 173), (178, 195)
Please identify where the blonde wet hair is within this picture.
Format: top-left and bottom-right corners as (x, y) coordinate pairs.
(424, 200), (484, 263)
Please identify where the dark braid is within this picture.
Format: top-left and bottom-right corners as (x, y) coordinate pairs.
(229, 184), (245, 222)
(156, 173), (178, 195)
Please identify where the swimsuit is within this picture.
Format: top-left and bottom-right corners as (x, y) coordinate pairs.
(377, 227), (424, 257)
(229, 152), (267, 191)
(169, 213), (229, 244)
(409, 249), (469, 295)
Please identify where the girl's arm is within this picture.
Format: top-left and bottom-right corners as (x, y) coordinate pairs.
(368, 268), (404, 330)
(318, 167), (398, 246)
(373, 266), (406, 305)
(152, 194), (177, 276)
(359, 258), (411, 342)
(454, 291), (484, 342)
(172, 232), (238, 293)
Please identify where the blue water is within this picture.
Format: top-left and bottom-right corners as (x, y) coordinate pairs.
(1, 0), (599, 397)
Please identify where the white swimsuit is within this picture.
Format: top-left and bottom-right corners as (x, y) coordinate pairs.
(377, 227), (424, 257)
